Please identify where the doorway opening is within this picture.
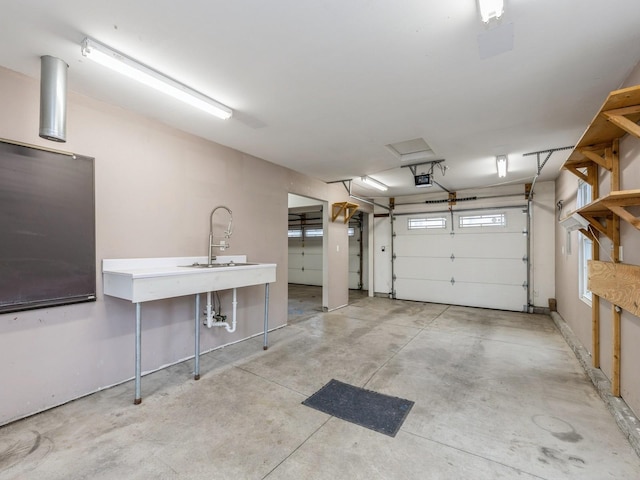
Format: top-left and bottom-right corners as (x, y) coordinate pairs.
(288, 194), (326, 323)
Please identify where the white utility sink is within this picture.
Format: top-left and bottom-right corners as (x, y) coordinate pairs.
(102, 255), (277, 404)
(103, 255), (276, 303)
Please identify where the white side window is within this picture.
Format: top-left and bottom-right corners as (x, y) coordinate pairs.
(577, 180), (592, 303)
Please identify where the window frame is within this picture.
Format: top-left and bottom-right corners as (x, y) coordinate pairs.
(407, 216), (447, 230)
(576, 180), (593, 304)
(458, 213), (506, 228)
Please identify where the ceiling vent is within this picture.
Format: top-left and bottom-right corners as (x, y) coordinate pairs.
(385, 138), (435, 162)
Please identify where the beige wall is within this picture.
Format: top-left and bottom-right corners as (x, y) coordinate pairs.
(555, 62), (640, 417)
(0, 66), (357, 425)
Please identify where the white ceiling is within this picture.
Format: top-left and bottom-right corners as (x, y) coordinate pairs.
(1, 1), (640, 198)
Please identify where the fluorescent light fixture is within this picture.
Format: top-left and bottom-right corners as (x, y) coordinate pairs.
(478, 0), (504, 22)
(496, 155), (508, 177)
(360, 176), (388, 192)
(81, 37), (232, 120)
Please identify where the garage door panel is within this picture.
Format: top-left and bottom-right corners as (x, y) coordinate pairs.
(395, 278), (458, 305)
(451, 258), (526, 284)
(451, 282), (526, 311)
(396, 278), (525, 311)
(394, 235), (452, 256)
(394, 207), (527, 311)
(288, 254), (304, 269)
(288, 268), (307, 285)
(395, 257), (452, 281)
(452, 232), (526, 258)
(303, 253), (323, 270)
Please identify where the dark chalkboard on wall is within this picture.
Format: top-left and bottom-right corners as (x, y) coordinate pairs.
(0, 140), (96, 313)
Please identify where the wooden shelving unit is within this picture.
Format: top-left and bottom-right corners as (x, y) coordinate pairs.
(575, 190), (640, 240)
(560, 84), (640, 397)
(562, 85), (640, 186)
(331, 201), (359, 224)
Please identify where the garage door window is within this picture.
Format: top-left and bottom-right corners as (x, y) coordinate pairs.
(408, 217), (446, 230)
(459, 213), (506, 228)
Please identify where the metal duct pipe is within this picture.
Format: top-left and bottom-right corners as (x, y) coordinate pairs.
(39, 55), (68, 142)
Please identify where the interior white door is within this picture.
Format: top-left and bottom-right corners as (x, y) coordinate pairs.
(394, 208), (528, 311)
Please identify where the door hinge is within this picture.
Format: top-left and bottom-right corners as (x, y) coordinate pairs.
(450, 253), (455, 262)
(450, 277), (456, 285)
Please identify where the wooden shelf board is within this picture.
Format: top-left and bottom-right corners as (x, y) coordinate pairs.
(579, 190), (640, 214)
(578, 190), (640, 234)
(562, 85), (640, 169)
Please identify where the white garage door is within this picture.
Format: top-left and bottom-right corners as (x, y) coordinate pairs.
(394, 207), (528, 311)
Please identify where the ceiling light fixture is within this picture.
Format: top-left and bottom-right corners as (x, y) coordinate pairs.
(478, 0), (504, 22)
(80, 37), (233, 120)
(360, 176), (388, 192)
(496, 155), (508, 177)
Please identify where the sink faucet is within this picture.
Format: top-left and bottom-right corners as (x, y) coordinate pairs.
(209, 206), (233, 263)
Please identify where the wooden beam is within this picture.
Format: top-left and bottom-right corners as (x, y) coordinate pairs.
(603, 107), (640, 140)
(580, 213), (610, 238)
(565, 165), (589, 183)
(592, 294), (600, 368)
(610, 139), (619, 192)
(612, 306), (621, 397)
(592, 230), (600, 368)
(580, 149), (612, 170)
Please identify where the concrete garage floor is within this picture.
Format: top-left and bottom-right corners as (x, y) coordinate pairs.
(1, 287), (639, 479)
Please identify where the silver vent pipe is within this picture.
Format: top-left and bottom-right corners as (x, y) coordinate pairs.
(39, 55), (68, 142)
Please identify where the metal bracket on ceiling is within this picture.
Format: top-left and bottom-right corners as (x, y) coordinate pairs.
(327, 178), (391, 211)
(327, 179), (353, 195)
(401, 159), (446, 176)
(400, 159), (451, 192)
(523, 145), (574, 175)
(522, 145), (574, 199)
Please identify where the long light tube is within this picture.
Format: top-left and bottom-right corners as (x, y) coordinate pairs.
(81, 37), (232, 120)
(361, 176), (388, 192)
(496, 155), (508, 178)
(478, 0), (504, 22)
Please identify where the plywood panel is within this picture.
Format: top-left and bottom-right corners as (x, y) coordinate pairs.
(588, 260), (640, 316)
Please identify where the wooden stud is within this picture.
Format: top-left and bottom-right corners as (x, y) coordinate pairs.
(588, 163), (599, 198)
(610, 139), (620, 192)
(612, 306), (621, 397)
(591, 231), (600, 368)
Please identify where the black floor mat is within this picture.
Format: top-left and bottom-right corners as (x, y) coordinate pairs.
(302, 379), (414, 437)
